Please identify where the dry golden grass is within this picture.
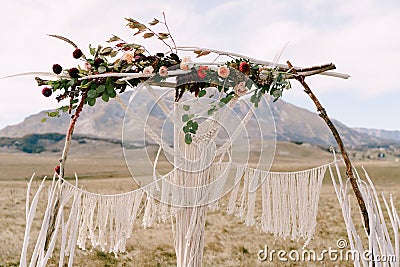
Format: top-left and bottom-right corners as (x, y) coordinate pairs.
(0, 142), (399, 266)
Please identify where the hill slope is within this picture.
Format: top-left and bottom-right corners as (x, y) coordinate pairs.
(0, 92), (396, 147)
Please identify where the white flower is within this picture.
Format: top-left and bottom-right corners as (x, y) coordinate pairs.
(234, 81), (248, 96)
(180, 56), (193, 71)
(143, 66), (154, 75)
(159, 66), (168, 77)
(217, 65), (230, 78)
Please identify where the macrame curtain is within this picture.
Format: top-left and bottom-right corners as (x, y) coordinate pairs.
(20, 159), (332, 267)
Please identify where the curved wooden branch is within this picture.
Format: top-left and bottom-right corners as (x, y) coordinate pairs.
(177, 46), (350, 79)
(59, 91), (87, 177)
(286, 61), (370, 234)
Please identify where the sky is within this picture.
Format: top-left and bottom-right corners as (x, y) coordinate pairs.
(0, 0), (399, 131)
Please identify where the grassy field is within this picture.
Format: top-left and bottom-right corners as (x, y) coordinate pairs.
(0, 142), (399, 266)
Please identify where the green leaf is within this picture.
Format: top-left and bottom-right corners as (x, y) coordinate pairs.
(89, 45), (96, 56)
(208, 107), (216, 116)
(183, 125), (190, 133)
(192, 121), (198, 131)
(81, 80), (92, 89)
(98, 66), (107, 73)
(96, 85), (106, 94)
(182, 114), (189, 122)
(87, 90), (97, 99)
(106, 83), (114, 94)
(108, 90), (117, 98)
(58, 106), (69, 112)
(182, 105), (190, 111)
(184, 133), (192, 144)
(189, 128), (196, 134)
(198, 90), (206, 97)
(187, 120), (193, 127)
(149, 18), (159, 26)
(47, 111), (60, 117)
(102, 93), (109, 102)
(188, 114), (195, 119)
(88, 98), (96, 106)
(41, 118), (47, 123)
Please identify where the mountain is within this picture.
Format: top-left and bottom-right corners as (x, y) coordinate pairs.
(354, 128), (400, 143)
(0, 91), (397, 148)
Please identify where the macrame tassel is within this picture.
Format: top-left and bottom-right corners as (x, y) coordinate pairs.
(227, 163), (327, 246)
(227, 164), (246, 215)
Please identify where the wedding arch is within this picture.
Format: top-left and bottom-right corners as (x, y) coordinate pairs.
(9, 14), (399, 267)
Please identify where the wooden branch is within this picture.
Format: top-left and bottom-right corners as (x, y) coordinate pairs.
(60, 91), (87, 177)
(177, 46), (351, 79)
(286, 61), (370, 234)
(44, 91), (87, 252)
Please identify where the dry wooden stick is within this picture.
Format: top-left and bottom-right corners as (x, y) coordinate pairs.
(287, 61), (370, 234)
(44, 91), (87, 252)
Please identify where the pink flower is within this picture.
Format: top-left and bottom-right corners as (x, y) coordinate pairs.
(122, 52), (134, 64)
(84, 62), (92, 71)
(234, 81), (248, 96)
(180, 56), (193, 71)
(197, 66), (209, 79)
(217, 65), (230, 78)
(143, 66), (154, 75)
(159, 66), (168, 77)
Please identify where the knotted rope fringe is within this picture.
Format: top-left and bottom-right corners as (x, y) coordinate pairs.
(226, 162), (330, 246)
(22, 160), (333, 266)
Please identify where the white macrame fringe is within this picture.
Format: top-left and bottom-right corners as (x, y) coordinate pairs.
(22, 160), (332, 266)
(330, 159), (400, 267)
(226, 163), (328, 246)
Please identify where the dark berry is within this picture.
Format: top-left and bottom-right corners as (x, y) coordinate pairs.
(73, 48), (83, 59)
(68, 68), (80, 78)
(42, 87), (52, 97)
(94, 57), (104, 66)
(54, 165), (60, 175)
(156, 53), (164, 58)
(52, 64), (62, 74)
(95, 77), (107, 85)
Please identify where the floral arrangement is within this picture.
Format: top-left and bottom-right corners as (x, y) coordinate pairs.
(34, 14), (292, 144)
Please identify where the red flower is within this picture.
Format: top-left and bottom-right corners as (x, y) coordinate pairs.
(42, 87), (52, 97)
(239, 61), (250, 74)
(197, 66), (209, 79)
(54, 165), (60, 175)
(52, 64), (62, 74)
(73, 48), (83, 59)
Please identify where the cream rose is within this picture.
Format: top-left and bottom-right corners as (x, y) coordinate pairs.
(180, 56), (193, 71)
(159, 66), (168, 77)
(143, 66), (154, 75)
(217, 65), (230, 78)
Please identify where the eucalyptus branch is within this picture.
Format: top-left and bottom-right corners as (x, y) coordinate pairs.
(287, 60), (370, 234)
